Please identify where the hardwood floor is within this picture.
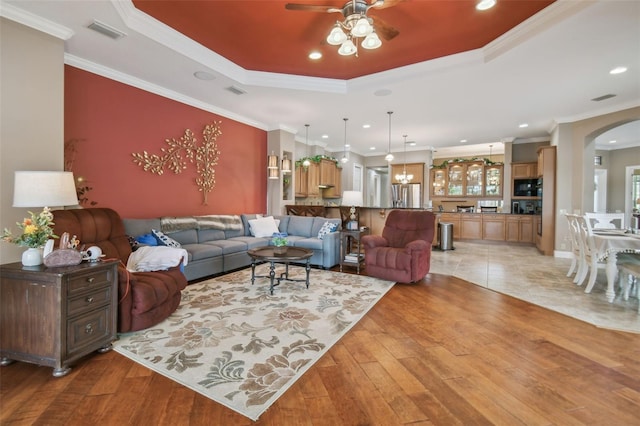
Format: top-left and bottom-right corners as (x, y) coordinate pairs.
(2, 272), (639, 425)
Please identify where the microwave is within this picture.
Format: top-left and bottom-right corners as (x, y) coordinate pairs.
(513, 178), (537, 197)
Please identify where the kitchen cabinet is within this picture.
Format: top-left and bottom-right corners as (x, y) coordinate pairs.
(431, 168), (446, 197)
(323, 166), (342, 198)
(465, 162), (484, 196)
(482, 214), (506, 241)
(484, 165), (503, 197)
(391, 163), (424, 184)
(295, 162), (320, 198)
(319, 158), (337, 188)
(536, 146), (556, 255)
(295, 165), (308, 197)
(512, 162), (537, 179)
(460, 213), (482, 239)
(506, 215), (534, 243)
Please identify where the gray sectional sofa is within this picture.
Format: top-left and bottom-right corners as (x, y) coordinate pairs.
(123, 214), (341, 281)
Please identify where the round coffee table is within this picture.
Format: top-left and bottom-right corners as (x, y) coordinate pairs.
(247, 246), (313, 295)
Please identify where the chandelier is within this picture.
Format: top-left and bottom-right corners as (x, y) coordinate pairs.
(395, 135), (413, 184)
(326, 2), (382, 56)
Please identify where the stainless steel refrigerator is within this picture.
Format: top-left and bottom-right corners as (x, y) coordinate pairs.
(391, 183), (421, 208)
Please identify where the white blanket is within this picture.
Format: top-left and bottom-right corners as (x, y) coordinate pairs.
(126, 246), (188, 272)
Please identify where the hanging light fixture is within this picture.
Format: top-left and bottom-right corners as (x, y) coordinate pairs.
(341, 118), (349, 164)
(302, 124), (311, 167)
(267, 151), (279, 180)
(385, 111), (394, 162)
(395, 135), (413, 184)
(325, 2), (382, 57)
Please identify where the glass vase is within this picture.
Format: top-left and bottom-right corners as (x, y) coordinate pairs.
(22, 247), (43, 266)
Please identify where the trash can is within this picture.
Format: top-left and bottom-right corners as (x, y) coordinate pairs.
(633, 213), (640, 234)
(438, 222), (454, 251)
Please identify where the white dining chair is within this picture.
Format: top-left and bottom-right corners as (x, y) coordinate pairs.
(585, 212), (625, 230)
(565, 214), (584, 281)
(575, 215), (607, 292)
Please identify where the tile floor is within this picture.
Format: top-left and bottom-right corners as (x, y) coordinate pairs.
(429, 240), (640, 333)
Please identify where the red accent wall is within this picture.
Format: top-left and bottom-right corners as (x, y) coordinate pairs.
(64, 66), (267, 218)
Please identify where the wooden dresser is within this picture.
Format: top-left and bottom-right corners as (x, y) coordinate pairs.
(0, 260), (118, 377)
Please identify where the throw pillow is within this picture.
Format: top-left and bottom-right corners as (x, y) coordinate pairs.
(317, 221), (338, 239)
(151, 229), (182, 248)
(126, 235), (140, 251)
(248, 216), (280, 238)
(135, 233), (158, 246)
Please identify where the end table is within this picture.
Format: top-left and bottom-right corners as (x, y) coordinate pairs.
(340, 228), (369, 274)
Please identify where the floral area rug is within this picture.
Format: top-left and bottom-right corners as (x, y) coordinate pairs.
(113, 264), (394, 421)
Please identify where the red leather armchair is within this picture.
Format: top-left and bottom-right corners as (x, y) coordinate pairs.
(52, 208), (187, 332)
(361, 210), (436, 283)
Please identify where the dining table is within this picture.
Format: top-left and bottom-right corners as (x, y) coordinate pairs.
(591, 229), (640, 302)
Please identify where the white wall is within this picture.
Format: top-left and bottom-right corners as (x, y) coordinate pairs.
(0, 19), (65, 263)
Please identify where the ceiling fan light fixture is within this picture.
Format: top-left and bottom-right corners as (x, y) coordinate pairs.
(351, 16), (372, 37)
(476, 0), (496, 11)
(338, 38), (357, 56)
(327, 24), (347, 45)
(362, 31), (381, 49)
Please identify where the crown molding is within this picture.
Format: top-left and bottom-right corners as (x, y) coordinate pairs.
(0, 0), (74, 40)
(64, 54), (268, 131)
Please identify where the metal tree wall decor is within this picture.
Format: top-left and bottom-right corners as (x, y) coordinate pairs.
(132, 121), (222, 205)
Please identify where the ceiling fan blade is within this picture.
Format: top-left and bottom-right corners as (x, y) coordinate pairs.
(371, 15), (399, 40)
(285, 3), (342, 13)
(369, 0), (405, 10)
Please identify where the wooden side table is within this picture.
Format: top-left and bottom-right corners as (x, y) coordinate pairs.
(340, 228), (369, 274)
(0, 260), (118, 377)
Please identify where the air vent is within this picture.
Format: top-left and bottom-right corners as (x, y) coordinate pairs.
(226, 86), (247, 95)
(88, 20), (127, 40)
(591, 94), (616, 102)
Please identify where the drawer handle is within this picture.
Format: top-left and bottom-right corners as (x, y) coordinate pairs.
(85, 296), (94, 303)
(85, 324), (94, 334)
(86, 277), (95, 283)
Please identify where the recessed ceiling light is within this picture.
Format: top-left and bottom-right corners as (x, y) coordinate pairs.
(460, 139), (467, 143)
(345, 144), (350, 148)
(610, 66), (627, 75)
(609, 140), (617, 144)
(519, 123), (529, 128)
(408, 142), (416, 146)
(321, 134), (329, 139)
(370, 147), (376, 150)
(476, 0), (496, 11)
(308, 51), (322, 60)
(362, 124), (371, 129)
(194, 71), (216, 80)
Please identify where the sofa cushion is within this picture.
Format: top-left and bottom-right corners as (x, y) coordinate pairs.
(184, 243), (223, 261)
(241, 214), (262, 236)
(206, 239), (247, 254)
(287, 216), (314, 238)
(248, 216), (280, 238)
(197, 229), (226, 243)
(292, 237), (323, 250)
(167, 229), (198, 245)
(229, 236), (271, 249)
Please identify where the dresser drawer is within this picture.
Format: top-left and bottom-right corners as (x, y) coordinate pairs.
(66, 305), (114, 356)
(67, 285), (112, 316)
(67, 268), (113, 296)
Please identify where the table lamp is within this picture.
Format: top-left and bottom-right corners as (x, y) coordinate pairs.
(342, 191), (363, 231)
(13, 171), (79, 208)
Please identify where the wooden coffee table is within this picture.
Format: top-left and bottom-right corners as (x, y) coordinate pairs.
(247, 246), (313, 295)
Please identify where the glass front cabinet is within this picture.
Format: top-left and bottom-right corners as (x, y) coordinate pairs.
(432, 161), (503, 198)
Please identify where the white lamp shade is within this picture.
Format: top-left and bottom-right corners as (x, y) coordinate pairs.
(338, 39), (357, 56)
(351, 17), (372, 37)
(362, 31), (382, 49)
(327, 25), (347, 45)
(13, 171), (78, 208)
(342, 190), (363, 207)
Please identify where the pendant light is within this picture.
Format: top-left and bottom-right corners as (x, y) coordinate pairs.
(302, 124), (311, 167)
(395, 134), (413, 184)
(341, 118), (349, 164)
(385, 111), (394, 162)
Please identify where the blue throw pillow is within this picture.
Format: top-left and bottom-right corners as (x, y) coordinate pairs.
(317, 221), (338, 239)
(135, 233), (158, 246)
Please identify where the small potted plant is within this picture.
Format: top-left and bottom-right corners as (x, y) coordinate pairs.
(272, 232), (288, 254)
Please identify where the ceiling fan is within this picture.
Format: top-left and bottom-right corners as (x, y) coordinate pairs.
(285, 0), (402, 56)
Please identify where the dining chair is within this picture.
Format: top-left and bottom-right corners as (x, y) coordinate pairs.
(565, 214), (584, 282)
(585, 212), (625, 230)
(575, 215), (607, 292)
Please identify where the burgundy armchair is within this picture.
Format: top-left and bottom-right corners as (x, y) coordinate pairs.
(361, 210), (436, 283)
(52, 208), (187, 332)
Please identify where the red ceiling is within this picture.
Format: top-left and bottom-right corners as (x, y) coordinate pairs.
(133, 0), (555, 80)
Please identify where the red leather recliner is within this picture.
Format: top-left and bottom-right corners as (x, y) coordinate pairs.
(361, 210), (436, 283)
(52, 208), (187, 332)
